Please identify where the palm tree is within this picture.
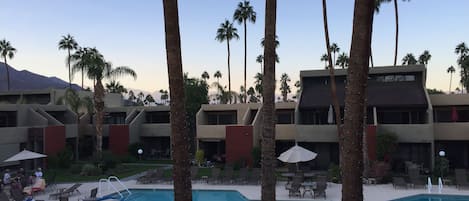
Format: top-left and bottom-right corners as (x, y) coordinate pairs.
(261, 0), (277, 200)
(58, 34), (79, 89)
(341, 0), (374, 200)
(234, 0), (256, 103)
(144, 94), (155, 105)
(238, 85), (246, 103)
(293, 80), (301, 100)
(201, 71), (210, 81)
(71, 47), (93, 89)
(261, 36), (280, 63)
(137, 92), (145, 105)
(105, 80), (127, 94)
(213, 70), (222, 83)
(216, 20), (239, 104)
(162, 1), (192, 200)
(418, 50), (431, 66)
(455, 42), (468, 64)
(159, 89), (169, 105)
(402, 53), (417, 65)
(256, 54), (264, 73)
(254, 72), (263, 101)
(447, 66), (456, 92)
(279, 73), (291, 102)
(320, 53), (329, 69)
(455, 42), (469, 92)
(247, 86), (258, 103)
(56, 88), (93, 160)
(70, 47), (136, 159)
(336, 52), (350, 69)
(128, 90), (136, 103)
(330, 43), (340, 67)
(0, 39), (17, 91)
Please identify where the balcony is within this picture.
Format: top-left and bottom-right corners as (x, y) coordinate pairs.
(140, 123), (171, 137)
(296, 125), (338, 142)
(0, 127), (28, 143)
(377, 124), (433, 142)
(275, 124), (297, 140)
(434, 122), (469, 140)
(197, 125), (226, 139)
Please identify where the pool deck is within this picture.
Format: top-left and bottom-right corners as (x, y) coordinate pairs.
(33, 179), (469, 201)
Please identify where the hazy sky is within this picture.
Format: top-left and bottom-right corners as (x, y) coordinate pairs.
(1, 0), (468, 94)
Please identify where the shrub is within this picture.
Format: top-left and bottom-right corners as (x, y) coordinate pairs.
(328, 163), (341, 183)
(70, 164), (82, 174)
(81, 164), (101, 176)
(118, 154), (137, 163)
(57, 148), (74, 169)
(100, 151), (120, 172)
(195, 150), (205, 167)
(251, 147), (261, 168)
(47, 156), (59, 169)
(376, 130), (398, 162)
(433, 157), (449, 178)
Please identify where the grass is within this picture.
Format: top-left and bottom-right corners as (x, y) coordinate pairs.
(45, 164), (157, 183)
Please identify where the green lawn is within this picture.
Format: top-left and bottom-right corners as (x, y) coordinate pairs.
(45, 164), (157, 183)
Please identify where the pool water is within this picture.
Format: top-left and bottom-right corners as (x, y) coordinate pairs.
(391, 194), (469, 201)
(117, 189), (249, 201)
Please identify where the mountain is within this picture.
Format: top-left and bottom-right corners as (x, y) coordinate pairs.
(0, 62), (82, 91)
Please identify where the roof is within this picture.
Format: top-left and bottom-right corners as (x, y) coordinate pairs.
(300, 65), (426, 78)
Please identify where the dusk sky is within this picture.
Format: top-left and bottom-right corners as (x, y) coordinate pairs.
(1, 0), (468, 94)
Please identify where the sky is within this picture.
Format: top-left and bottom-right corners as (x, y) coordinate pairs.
(1, 0), (468, 95)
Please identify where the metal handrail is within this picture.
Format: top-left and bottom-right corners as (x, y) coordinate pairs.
(97, 176), (132, 200)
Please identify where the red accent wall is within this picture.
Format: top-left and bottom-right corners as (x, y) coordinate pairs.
(44, 126), (66, 156)
(367, 125), (377, 161)
(225, 126), (253, 166)
(109, 125), (130, 155)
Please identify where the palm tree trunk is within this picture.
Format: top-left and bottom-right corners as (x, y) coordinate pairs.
(261, 0), (277, 201)
(322, 0), (343, 163)
(5, 58), (10, 91)
(393, 0), (399, 66)
(244, 21), (247, 103)
(342, 0), (374, 200)
(449, 73), (453, 92)
(68, 49), (72, 89)
(94, 79), (105, 159)
(163, 1), (193, 201)
(227, 40), (232, 104)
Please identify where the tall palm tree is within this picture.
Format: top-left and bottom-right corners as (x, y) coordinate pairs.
(402, 53), (417, 65)
(320, 53), (329, 69)
(247, 86), (258, 103)
(216, 20), (239, 104)
(58, 34), (79, 89)
(213, 70), (222, 83)
(330, 43), (340, 67)
(137, 92), (145, 105)
(144, 94), (155, 105)
(256, 54), (264, 73)
(336, 52), (350, 69)
(341, 0), (374, 200)
(418, 50), (431, 66)
(201, 71), (210, 81)
(71, 47), (93, 89)
(162, 1), (192, 200)
(105, 80), (127, 94)
(159, 89), (169, 105)
(455, 42), (469, 92)
(254, 72), (263, 101)
(261, 36), (280, 63)
(71, 47), (136, 159)
(128, 90), (136, 103)
(279, 73), (291, 102)
(56, 88), (93, 161)
(0, 39), (17, 91)
(261, 0), (277, 200)
(234, 0), (256, 103)
(447, 66), (456, 92)
(455, 42), (468, 64)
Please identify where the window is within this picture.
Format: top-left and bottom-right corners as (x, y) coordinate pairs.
(206, 111), (237, 125)
(372, 74), (416, 82)
(145, 111), (170, 123)
(0, 112), (17, 127)
(105, 112), (126, 124)
(276, 109), (295, 124)
(434, 107), (469, 122)
(377, 109), (426, 124)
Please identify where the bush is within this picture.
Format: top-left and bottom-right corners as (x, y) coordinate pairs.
(251, 147), (261, 168)
(47, 156), (59, 169)
(100, 151), (120, 172)
(377, 131), (398, 162)
(195, 150), (205, 166)
(433, 157), (449, 178)
(81, 164), (101, 176)
(118, 154), (137, 163)
(57, 148), (74, 169)
(70, 164), (82, 174)
(328, 163), (341, 183)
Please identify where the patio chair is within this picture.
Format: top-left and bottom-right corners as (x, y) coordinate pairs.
(137, 169), (158, 184)
(191, 166), (199, 182)
(286, 177), (302, 198)
(80, 188), (98, 201)
(313, 179), (327, 199)
(408, 168), (425, 188)
(392, 177), (408, 189)
(49, 183), (82, 199)
(235, 168), (249, 184)
(455, 169), (469, 189)
(248, 168), (261, 185)
(222, 166), (234, 184)
(208, 168), (221, 184)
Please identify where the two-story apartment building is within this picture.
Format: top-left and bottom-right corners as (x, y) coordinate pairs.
(195, 65), (469, 170)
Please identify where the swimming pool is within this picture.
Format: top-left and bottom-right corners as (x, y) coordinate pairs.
(113, 189), (249, 201)
(391, 194), (469, 201)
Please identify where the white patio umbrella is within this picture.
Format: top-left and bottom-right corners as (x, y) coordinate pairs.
(278, 144), (317, 163)
(3, 150), (47, 162)
(327, 105), (334, 124)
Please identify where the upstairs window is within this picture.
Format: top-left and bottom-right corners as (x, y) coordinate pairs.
(0, 112), (17, 127)
(146, 111), (170, 123)
(105, 112), (126, 124)
(276, 109), (295, 124)
(206, 111), (237, 125)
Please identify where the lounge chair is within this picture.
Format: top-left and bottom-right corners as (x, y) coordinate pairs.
(455, 169), (469, 189)
(408, 168), (425, 188)
(208, 168), (221, 184)
(222, 166), (234, 184)
(248, 168), (261, 185)
(80, 188), (98, 201)
(235, 168), (249, 184)
(392, 177), (408, 189)
(23, 178), (46, 195)
(137, 169), (159, 184)
(49, 183), (82, 199)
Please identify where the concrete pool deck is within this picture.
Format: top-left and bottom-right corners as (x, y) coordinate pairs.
(33, 179), (469, 201)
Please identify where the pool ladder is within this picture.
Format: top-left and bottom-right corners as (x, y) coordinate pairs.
(427, 177), (444, 194)
(98, 176), (132, 200)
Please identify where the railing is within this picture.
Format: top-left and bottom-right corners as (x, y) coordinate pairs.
(98, 176), (131, 199)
